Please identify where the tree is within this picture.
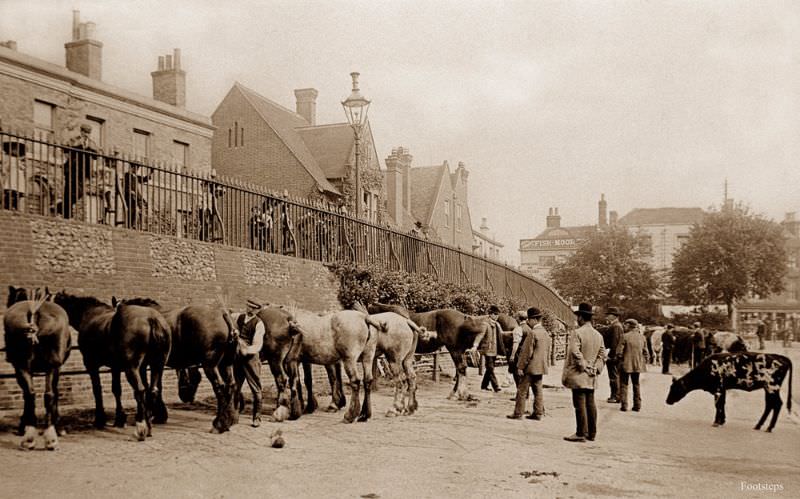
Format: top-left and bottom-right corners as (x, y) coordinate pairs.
(669, 203), (787, 321)
(549, 225), (660, 319)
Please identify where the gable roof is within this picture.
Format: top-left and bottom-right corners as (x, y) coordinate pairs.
(296, 123), (353, 179)
(532, 225), (597, 241)
(618, 207), (705, 226)
(409, 164), (448, 225)
(232, 83), (339, 195)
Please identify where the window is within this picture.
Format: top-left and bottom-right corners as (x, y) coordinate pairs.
(173, 140), (189, 169)
(33, 100), (55, 140)
(86, 116), (105, 149)
(456, 204), (463, 231)
(240, 126), (244, 146)
(444, 200), (450, 227)
(234, 121), (239, 146)
(133, 129), (150, 160)
(639, 234), (653, 255)
(228, 128), (232, 148)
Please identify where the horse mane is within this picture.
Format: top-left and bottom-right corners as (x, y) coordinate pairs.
(122, 297), (160, 307)
(56, 292), (110, 309)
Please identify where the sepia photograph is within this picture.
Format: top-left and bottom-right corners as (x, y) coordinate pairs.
(0, 1), (797, 497)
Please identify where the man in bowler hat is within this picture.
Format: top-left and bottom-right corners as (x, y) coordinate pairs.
(507, 307), (551, 420)
(562, 303), (606, 442)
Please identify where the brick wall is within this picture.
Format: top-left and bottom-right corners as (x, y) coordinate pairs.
(0, 209), (342, 412)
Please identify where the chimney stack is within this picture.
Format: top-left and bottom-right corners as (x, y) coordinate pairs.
(151, 48), (186, 108)
(385, 148), (403, 225)
(480, 217), (490, 234)
(598, 194), (608, 227)
(546, 207), (561, 228)
(609, 210), (618, 226)
(294, 88), (318, 125)
(65, 10), (103, 79)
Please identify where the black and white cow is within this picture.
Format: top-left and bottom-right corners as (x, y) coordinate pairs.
(666, 352), (793, 432)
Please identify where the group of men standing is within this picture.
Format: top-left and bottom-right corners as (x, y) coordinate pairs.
(495, 302), (649, 443)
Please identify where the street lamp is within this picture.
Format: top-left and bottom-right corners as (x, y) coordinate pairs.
(341, 72), (370, 219)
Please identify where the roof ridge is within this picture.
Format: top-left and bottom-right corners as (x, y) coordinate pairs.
(296, 122), (351, 130)
(234, 82), (308, 123)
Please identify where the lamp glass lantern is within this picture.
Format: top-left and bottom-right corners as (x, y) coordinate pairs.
(341, 72), (371, 218)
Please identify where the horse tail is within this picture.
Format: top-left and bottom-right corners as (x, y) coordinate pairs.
(221, 308), (239, 343)
(148, 315), (171, 358)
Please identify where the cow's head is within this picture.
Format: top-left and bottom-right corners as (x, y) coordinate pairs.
(665, 376), (687, 405)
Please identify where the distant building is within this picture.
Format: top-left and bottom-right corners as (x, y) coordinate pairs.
(519, 195), (607, 281)
(737, 211), (800, 335)
(617, 206), (706, 272)
(0, 11), (213, 170)
(211, 82), (384, 221)
(472, 217), (504, 262)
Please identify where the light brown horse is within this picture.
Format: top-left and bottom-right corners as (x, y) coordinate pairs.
(4, 287), (71, 450)
(286, 309), (382, 423)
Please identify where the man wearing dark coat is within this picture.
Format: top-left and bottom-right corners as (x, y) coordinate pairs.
(62, 124), (98, 219)
(479, 305), (505, 392)
(616, 319), (649, 412)
(661, 324), (675, 375)
(507, 307), (551, 420)
(604, 307), (624, 403)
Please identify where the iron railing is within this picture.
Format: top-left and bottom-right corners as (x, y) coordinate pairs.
(0, 129), (573, 322)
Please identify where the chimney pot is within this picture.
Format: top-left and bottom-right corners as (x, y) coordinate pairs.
(158, 56), (165, 71)
(173, 48), (181, 70)
(294, 88), (319, 125)
(151, 50), (186, 107)
(165, 54), (173, 70)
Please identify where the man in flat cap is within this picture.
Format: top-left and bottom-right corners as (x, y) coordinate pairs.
(234, 298), (266, 427)
(616, 318), (649, 412)
(562, 303), (606, 442)
(604, 306), (624, 403)
(62, 123), (98, 219)
(507, 307), (551, 420)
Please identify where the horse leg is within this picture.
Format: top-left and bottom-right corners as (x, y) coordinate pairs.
(149, 358), (168, 425)
(334, 362), (346, 409)
(370, 354), (380, 392)
(15, 369), (37, 449)
(221, 363), (238, 427)
(323, 363), (340, 413)
(286, 360), (304, 420)
(342, 359), (362, 424)
(449, 350), (470, 401)
(203, 365), (232, 433)
(111, 369), (126, 428)
(404, 354), (419, 415)
(43, 370), (59, 450)
(766, 392), (783, 432)
(268, 360), (289, 408)
(713, 390), (726, 427)
(124, 365), (148, 441)
(358, 351), (375, 422)
(385, 359), (404, 416)
(304, 360), (318, 414)
(234, 361), (247, 414)
(89, 367), (108, 428)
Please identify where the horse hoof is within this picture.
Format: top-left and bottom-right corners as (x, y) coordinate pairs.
(325, 404), (339, 413)
(357, 414), (370, 423)
(134, 421), (148, 441)
(343, 413), (356, 424)
(20, 426), (37, 450)
(113, 416), (126, 429)
(385, 409), (398, 418)
(44, 426), (59, 451)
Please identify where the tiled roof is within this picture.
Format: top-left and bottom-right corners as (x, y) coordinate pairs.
(297, 123), (353, 180)
(409, 164), (448, 225)
(618, 207), (705, 226)
(473, 229), (504, 246)
(234, 83), (339, 195)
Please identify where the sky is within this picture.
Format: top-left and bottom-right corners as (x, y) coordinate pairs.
(2, 0), (798, 265)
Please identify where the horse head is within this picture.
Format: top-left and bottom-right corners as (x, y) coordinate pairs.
(7, 285), (28, 307)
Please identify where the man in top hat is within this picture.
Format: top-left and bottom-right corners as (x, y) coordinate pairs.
(62, 123), (98, 219)
(234, 298), (266, 427)
(562, 303), (606, 442)
(604, 306), (624, 403)
(507, 307), (551, 420)
(616, 318), (649, 412)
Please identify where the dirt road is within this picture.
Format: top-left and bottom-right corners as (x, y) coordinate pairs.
(1, 350), (798, 499)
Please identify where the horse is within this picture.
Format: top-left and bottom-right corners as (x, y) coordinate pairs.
(117, 298), (239, 434)
(369, 303), (491, 401)
(369, 311), (435, 416)
(4, 286), (72, 450)
(286, 309), (382, 423)
(54, 292), (171, 441)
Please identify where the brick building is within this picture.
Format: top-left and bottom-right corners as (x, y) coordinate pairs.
(383, 147), (475, 249)
(0, 11), (213, 170)
(211, 82), (385, 221)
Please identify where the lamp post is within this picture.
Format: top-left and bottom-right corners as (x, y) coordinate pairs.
(341, 72), (370, 219)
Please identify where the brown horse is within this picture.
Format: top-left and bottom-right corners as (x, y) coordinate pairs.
(4, 286), (72, 450)
(54, 292), (171, 441)
(118, 298), (239, 434)
(286, 309), (382, 423)
(369, 303), (491, 401)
